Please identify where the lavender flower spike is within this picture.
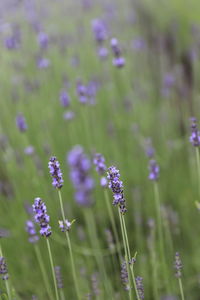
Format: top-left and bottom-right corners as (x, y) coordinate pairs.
(189, 117), (200, 147)
(148, 159), (159, 181)
(93, 153), (108, 187)
(136, 276), (144, 299)
(107, 166), (127, 214)
(25, 220), (39, 243)
(174, 252), (182, 278)
(0, 257), (9, 280)
(16, 113), (28, 132)
(55, 266), (63, 289)
(32, 197), (52, 237)
(48, 156), (64, 189)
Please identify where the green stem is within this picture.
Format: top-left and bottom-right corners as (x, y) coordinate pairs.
(46, 239), (59, 300)
(122, 215), (140, 300)
(118, 208), (133, 300)
(178, 278), (185, 300)
(196, 148), (200, 196)
(60, 289), (65, 300)
(104, 190), (122, 262)
(58, 190), (81, 300)
(34, 244), (54, 300)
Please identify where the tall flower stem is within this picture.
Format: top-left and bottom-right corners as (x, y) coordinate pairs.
(0, 245), (11, 300)
(178, 278), (185, 300)
(196, 148), (200, 196)
(104, 189), (122, 262)
(153, 182), (169, 291)
(58, 190), (81, 300)
(121, 214), (140, 300)
(118, 208), (133, 300)
(46, 239), (59, 300)
(34, 244), (54, 300)
(60, 289), (65, 300)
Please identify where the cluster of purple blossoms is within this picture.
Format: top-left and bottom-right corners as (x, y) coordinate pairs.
(136, 276), (144, 299)
(121, 260), (129, 291)
(91, 19), (108, 59)
(67, 146), (94, 206)
(55, 266), (63, 289)
(189, 117), (200, 147)
(48, 156), (64, 189)
(32, 197), (52, 237)
(110, 38), (125, 68)
(107, 166), (127, 214)
(0, 257), (9, 280)
(25, 220), (39, 243)
(37, 32), (49, 50)
(174, 252), (182, 278)
(60, 90), (70, 107)
(16, 113), (28, 132)
(93, 153), (108, 187)
(76, 80), (98, 105)
(58, 220), (72, 232)
(148, 159), (160, 181)
(37, 57), (50, 69)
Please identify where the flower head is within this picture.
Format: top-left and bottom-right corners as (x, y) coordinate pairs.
(32, 197), (52, 237)
(107, 166), (127, 214)
(60, 90), (70, 107)
(0, 257), (9, 280)
(55, 266), (63, 289)
(136, 276), (144, 299)
(48, 156), (64, 189)
(189, 117), (200, 147)
(174, 252), (182, 278)
(25, 220), (39, 243)
(59, 219), (75, 232)
(16, 114), (28, 132)
(148, 159), (159, 181)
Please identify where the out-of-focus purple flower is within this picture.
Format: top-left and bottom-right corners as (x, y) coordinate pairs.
(136, 276), (144, 299)
(189, 117), (200, 147)
(93, 153), (106, 175)
(60, 90), (70, 107)
(67, 146), (94, 206)
(174, 252), (182, 278)
(55, 266), (63, 289)
(161, 73), (176, 97)
(0, 257), (9, 280)
(48, 156), (64, 189)
(121, 260), (129, 290)
(91, 19), (107, 44)
(100, 176), (108, 187)
(58, 219), (72, 232)
(110, 38), (125, 68)
(37, 32), (49, 49)
(148, 159), (159, 181)
(98, 47), (108, 59)
(63, 111), (75, 121)
(25, 220), (39, 243)
(4, 36), (18, 50)
(37, 57), (50, 69)
(107, 166), (127, 214)
(16, 114), (28, 132)
(32, 197), (52, 237)
(91, 272), (100, 297)
(76, 80), (88, 104)
(24, 145), (35, 156)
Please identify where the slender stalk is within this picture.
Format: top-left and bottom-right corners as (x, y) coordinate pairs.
(118, 208), (133, 300)
(154, 182), (169, 291)
(196, 148), (200, 196)
(122, 215), (140, 300)
(104, 189), (122, 262)
(58, 190), (81, 300)
(46, 239), (59, 300)
(60, 289), (65, 300)
(34, 244), (54, 300)
(178, 278), (185, 300)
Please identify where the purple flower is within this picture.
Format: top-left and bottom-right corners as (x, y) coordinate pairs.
(25, 220), (39, 243)
(100, 176), (108, 188)
(24, 145), (35, 156)
(67, 146), (94, 206)
(93, 153), (106, 175)
(76, 80), (88, 104)
(37, 57), (50, 69)
(32, 197), (52, 237)
(58, 219), (72, 232)
(98, 47), (108, 59)
(48, 157), (64, 189)
(16, 114), (28, 132)
(107, 166), (127, 214)
(136, 276), (144, 299)
(174, 252), (182, 278)
(63, 111), (75, 121)
(60, 90), (70, 107)
(148, 159), (159, 181)
(110, 38), (125, 68)
(121, 260), (129, 290)
(37, 32), (49, 49)
(189, 117), (200, 147)
(55, 266), (63, 289)
(0, 257), (9, 280)
(91, 19), (107, 44)
(4, 36), (19, 50)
